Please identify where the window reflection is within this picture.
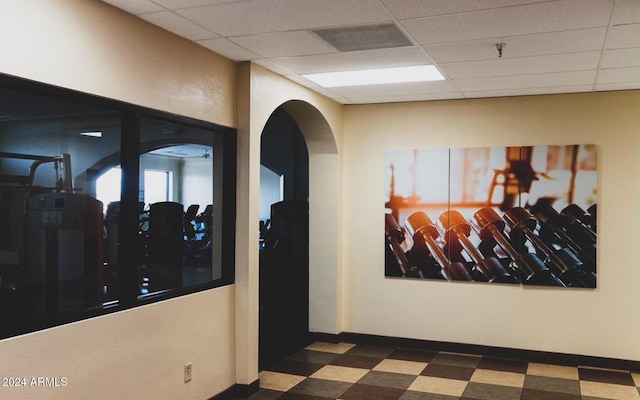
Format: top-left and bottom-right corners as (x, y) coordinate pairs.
(0, 87), (121, 323)
(132, 117), (222, 296)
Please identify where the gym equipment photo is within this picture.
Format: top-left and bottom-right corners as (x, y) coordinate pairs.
(384, 144), (597, 288)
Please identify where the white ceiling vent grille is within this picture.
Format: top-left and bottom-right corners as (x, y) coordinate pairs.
(312, 23), (413, 52)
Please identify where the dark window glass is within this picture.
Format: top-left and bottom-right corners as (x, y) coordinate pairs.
(0, 76), (235, 338)
(0, 87), (121, 327)
(134, 116), (226, 296)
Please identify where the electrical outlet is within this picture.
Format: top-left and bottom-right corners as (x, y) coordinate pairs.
(184, 363), (192, 383)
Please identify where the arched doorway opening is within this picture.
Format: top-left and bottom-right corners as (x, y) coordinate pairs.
(259, 107), (310, 369)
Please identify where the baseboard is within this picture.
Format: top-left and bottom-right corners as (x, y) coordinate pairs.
(208, 386), (235, 400)
(209, 379), (260, 400)
(312, 331), (639, 372)
(311, 331), (344, 344)
(234, 379), (260, 398)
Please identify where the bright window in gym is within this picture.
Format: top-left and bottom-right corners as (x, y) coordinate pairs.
(96, 166), (121, 211)
(0, 75), (236, 339)
(143, 169), (172, 204)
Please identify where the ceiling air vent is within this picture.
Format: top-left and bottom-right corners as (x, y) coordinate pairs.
(312, 23), (412, 52)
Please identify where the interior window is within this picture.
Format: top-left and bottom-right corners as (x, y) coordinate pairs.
(0, 76), (236, 338)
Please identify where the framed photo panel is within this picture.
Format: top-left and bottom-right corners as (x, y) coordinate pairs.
(384, 145), (597, 288)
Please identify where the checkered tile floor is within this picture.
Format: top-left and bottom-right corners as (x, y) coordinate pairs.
(242, 342), (640, 400)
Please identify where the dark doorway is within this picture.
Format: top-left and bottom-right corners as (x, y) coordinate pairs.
(259, 108), (310, 370)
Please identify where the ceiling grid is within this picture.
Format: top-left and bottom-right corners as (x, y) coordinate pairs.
(101, 0), (640, 104)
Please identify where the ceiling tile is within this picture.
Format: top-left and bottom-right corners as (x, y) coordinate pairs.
(329, 80), (460, 98)
(176, 0), (392, 36)
(422, 28), (607, 63)
(381, 0), (552, 19)
(440, 51), (601, 79)
(601, 48), (640, 68)
(283, 73), (327, 88)
(596, 82), (640, 91)
(455, 70), (596, 91)
(281, 75), (353, 102)
(610, 0), (640, 25)
(101, 0), (165, 14)
(152, 0), (237, 8)
(402, 0), (614, 45)
(197, 38), (261, 61)
(254, 59), (297, 76)
(597, 66), (640, 83)
(140, 11), (218, 40)
(271, 46), (433, 74)
(604, 23), (640, 49)
(231, 31), (336, 58)
(464, 85), (594, 98)
(346, 92), (465, 104)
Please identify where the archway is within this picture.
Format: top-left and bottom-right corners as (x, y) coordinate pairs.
(258, 107), (310, 369)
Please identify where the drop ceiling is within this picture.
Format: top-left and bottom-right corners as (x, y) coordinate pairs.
(101, 0), (639, 104)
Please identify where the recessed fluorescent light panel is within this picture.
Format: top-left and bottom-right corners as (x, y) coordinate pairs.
(304, 65), (445, 88)
(78, 131), (102, 137)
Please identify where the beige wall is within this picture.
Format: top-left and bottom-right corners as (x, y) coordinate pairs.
(0, 0), (236, 127)
(342, 91), (640, 361)
(0, 288), (235, 400)
(0, 1), (238, 399)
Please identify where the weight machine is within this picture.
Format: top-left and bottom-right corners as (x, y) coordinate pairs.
(0, 152), (103, 319)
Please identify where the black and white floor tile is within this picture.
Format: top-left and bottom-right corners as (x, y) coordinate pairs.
(242, 342), (640, 400)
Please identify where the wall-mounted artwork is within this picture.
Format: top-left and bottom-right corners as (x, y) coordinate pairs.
(384, 145), (597, 288)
